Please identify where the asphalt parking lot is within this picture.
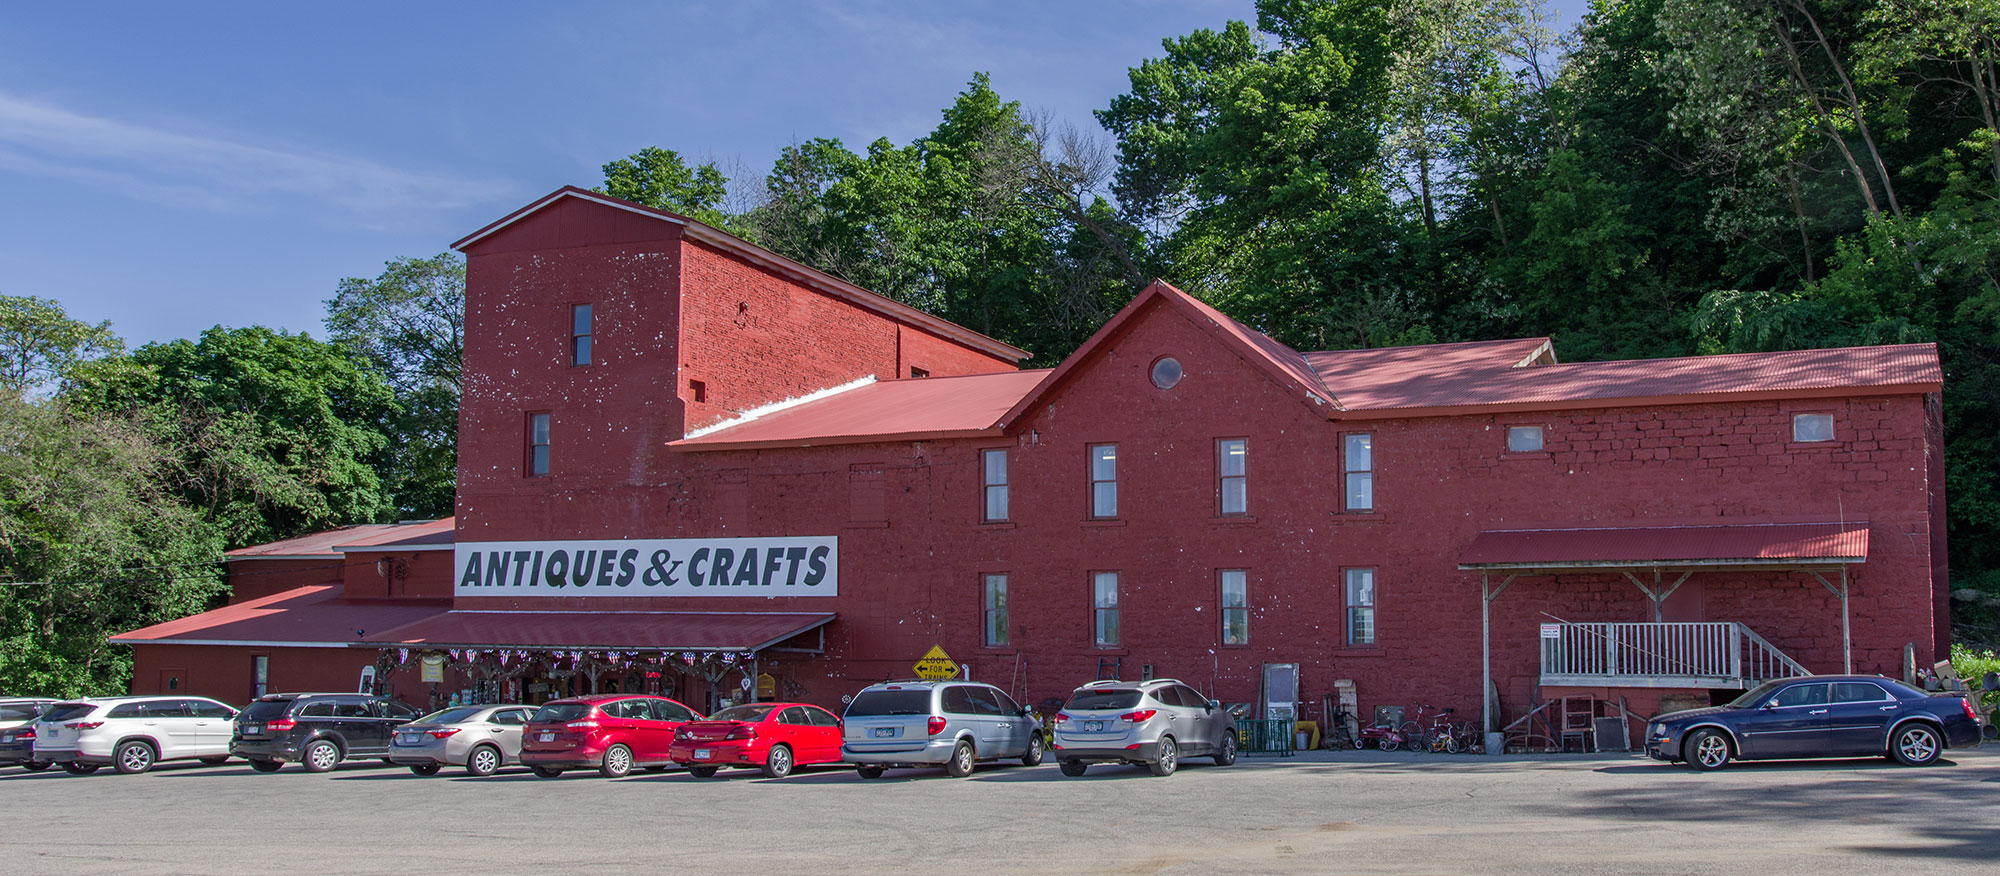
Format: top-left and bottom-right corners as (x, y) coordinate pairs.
(4, 746), (1997, 876)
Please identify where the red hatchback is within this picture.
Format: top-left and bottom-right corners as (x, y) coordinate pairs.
(521, 695), (702, 778)
(669, 702), (844, 778)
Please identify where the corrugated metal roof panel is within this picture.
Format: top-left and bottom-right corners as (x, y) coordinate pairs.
(1459, 522), (1870, 568)
(110, 586), (451, 645)
(672, 370), (1048, 450)
(360, 611), (836, 652)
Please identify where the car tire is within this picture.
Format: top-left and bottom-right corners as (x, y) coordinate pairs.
(945, 740), (976, 778)
(689, 765), (720, 778)
(21, 760), (51, 772)
(856, 765), (885, 779)
(1213, 731), (1238, 766)
(1685, 729), (1732, 770)
(301, 740), (341, 773)
(114, 741), (157, 775)
(1147, 736), (1179, 777)
(1058, 760), (1087, 777)
(1021, 732), (1045, 767)
(1889, 723), (1943, 767)
(199, 756), (229, 766)
(761, 744), (795, 779)
(599, 744), (634, 778)
(248, 758), (282, 773)
(530, 765), (564, 778)
(408, 763), (441, 776)
(61, 762), (99, 775)
(466, 745), (501, 777)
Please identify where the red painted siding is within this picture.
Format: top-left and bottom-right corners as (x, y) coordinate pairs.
(225, 559), (346, 604)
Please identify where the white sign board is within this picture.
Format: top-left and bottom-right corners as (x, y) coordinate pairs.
(455, 536), (837, 597)
(1540, 623), (1562, 639)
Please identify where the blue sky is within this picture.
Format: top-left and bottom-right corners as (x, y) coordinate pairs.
(0, 1), (1589, 346)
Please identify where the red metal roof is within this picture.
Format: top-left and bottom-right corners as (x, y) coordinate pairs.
(672, 370), (1049, 451)
(109, 586), (452, 647)
(224, 525), (406, 559)
(332, 517), (455, 551)
(1458, 522), (1870, 569)
(1313, 342), (1940, 414)
(360, 611), (836, 652)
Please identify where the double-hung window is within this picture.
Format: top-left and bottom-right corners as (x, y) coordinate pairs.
(1220, 569), (1248, 644)
(982, 449), (1009, 522)
(1343, 433), (1373, 512)
(1089, 444), (1118, 518)
(527, 413), (551, 477)
(571, 304), (593, 366)
(983, 574), (1008, 647)
(1092, 572), (1120, 647)
(1345, 568), (1376, 646)
(1218, 439), (1247, 515)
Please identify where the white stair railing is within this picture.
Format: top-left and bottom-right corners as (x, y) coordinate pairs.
(1540, 622), (1809, 685)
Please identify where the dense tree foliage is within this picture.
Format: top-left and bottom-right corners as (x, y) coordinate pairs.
(326, 254), (464, 519)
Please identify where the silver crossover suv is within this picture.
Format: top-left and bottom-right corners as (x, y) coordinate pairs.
(841, 680), (1045, 778)
(387, 704), (536, 776)
(1052, 679), (1238, 776)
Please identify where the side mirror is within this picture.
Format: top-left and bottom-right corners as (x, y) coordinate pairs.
(1020, 707), (1035, 718)
(1206, 700), (1220, 712)
(1761, 700), (1778, 710)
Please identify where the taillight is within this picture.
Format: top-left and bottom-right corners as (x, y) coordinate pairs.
(1056, 712), (1072, 724)
(566, 720), (598, 730)
(70, 722), (104, 731)
(723, 724), (757, 741)
(927, 716), (948, 735)
(264, 718), (296, 731)
(15, 729), (34, 740)
(1963, 697), (1979, 721)
(427, 728), (461, 739)
(1120, 710), (1157, 723)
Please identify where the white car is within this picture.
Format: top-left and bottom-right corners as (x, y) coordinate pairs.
(34, 696), (239, 774)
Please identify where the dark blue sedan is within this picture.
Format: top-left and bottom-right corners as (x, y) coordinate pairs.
(1645, 675), (1983, 770)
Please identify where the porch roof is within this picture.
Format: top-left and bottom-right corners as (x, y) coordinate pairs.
(1457, 521), (1869, 572)
(356, 610), (835, 653)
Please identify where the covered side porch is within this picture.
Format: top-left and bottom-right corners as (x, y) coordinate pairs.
(1459, 521), (1868, 734)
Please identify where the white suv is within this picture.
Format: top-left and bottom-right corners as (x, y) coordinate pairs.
(34, 696), (239, 774)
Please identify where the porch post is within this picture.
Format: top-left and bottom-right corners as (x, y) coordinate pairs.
(1840, 566), (1852, 674)
(1481, 572), (1492, 736)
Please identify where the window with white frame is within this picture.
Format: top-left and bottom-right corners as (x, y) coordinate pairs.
(1345, 568), (1376, 646)
(982, 449), (1009, 522)
(1507, 425), (1544, 453)
(1220, 570), (1248, 644)
(983, 574), (1008, 647)
(1793, 413), (1834, 442)
(1093, 571), (1120, 647)
(1218, 439), (1247, 515)
(1344, 434), (1373, 512)
(1089, 444), (1118, 518)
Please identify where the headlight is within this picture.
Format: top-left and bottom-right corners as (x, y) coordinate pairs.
(1649, 724), (1665, 738)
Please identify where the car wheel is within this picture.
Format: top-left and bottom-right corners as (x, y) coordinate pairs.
(1058, 760), (1088, 777)
(114, 741), (157, 775)
(761, 744), (795, 779)
(1021, 732), (1045, 767)
(465, 745), (501, 777)
(856, 765), (885, 779)
(599, 744), (634, 778)
(1890, 723), (1942, 767)
(530, 765), (564, 778)
(1213, 731), (1238, 766)
(689, 765), (720, 778)
(61, 762), (99, 775)
(407, 763), (441, 776)
(1147, 736), (1179, 777)
(1685, 729), (1732, 770)
(301, 740), (341, 773)
(248, 758), (282, 773)
(199, 756), (229, 766)
(945, 740), (976, 778)
(21, 760), (51, 772)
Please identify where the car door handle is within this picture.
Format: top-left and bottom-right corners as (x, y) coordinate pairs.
(491, 728), (504, 733)
(1879, 705), (1898, 711)
(1807, 709), (1828, 715)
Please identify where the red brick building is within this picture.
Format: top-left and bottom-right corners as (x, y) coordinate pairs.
(117, 187), (1949, 742)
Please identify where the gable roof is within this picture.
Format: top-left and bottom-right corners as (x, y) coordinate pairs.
(109, 585), (451, 648)
(997, 280), (1343, 426)
(452, 186), (1028, 364)
(671, 369), (1049, 451)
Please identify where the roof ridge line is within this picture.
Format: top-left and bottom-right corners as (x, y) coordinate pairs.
(1478, 521), (1869, 534)
(682, 376), (876, 440)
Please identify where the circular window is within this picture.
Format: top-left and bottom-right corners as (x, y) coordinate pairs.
(1150, 357), (1183, 390)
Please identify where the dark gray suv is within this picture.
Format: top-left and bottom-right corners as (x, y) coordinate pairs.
(1052, 679), (1238, 776)
(232, 693), (422, 772)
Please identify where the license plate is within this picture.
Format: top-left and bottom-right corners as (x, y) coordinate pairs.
(1084, 720), (1104, 732)
(872, 727), (895, 738)
(395, 733), (418, 745)
(244, 725), (259, 734)
(538, 732), (554, 742)
(693, 748), (710, 759)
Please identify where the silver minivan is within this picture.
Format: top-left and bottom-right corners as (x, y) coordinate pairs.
(1051, 679), (1238, 776)
(841, 680), (1045, 778)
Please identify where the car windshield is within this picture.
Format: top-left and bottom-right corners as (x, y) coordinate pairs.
(415, 707), (486, 725)
(1726, 681), (1788, 708)
(1065, 690), (1143, 711)
(709, 704), (778, 722)
(845, 690), (933, 716)
(531, 704), (592, 724)
(40, 703), (95, 722)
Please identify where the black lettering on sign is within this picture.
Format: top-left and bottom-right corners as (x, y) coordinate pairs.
(762, 548), (784, 587)
(615, 549), (637, 586)
(596, 550), (618, 587)
(784, 548), (808, 585)
(511, 552), (533, 587)
(804, 545), (831, 586)
(710, 548), (737, 586)
(545, 550), (570, 588)
(688, 548), (710, 587)
(458, 553), (482, 588)
(530, 551), (545, 587)
(731, 548), (760, 586)
(484, 552), (510, 588)
(573, 550), (598, 587)
(643, 550), (674, 587)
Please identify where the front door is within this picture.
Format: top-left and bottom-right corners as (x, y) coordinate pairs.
(1738, 682), (1830, 759)
(187, 699), (237, 755)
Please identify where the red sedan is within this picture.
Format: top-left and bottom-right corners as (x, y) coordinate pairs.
(522, 694), (702, 778)
(669, 702), (843, 778)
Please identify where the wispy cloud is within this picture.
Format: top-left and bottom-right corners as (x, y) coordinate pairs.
(0, 90), (516, 217)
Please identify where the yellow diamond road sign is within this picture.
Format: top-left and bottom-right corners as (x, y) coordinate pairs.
(912, 644), (958, 679)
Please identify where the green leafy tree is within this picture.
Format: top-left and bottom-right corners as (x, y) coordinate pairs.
(326, 254), (463, 519)
(0, 295), (121, 398)
(599, 146), (738, 232)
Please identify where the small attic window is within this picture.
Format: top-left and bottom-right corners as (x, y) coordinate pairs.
(1507, 426), (1544, 453)
(910, 367), (929, 379)
(1793, 413), (1834, 442)
(1150, 357), (1183, 390)
(689, 380), (708, 403)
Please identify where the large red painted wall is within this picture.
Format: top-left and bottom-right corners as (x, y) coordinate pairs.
(131, 644), (377, 707)
(225, 559), (345, 604)
(340, 550), (456, 600)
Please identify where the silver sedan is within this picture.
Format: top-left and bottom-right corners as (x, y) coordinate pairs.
(387, 705), (536, 776)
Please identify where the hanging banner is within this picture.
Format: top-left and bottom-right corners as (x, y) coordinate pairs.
(453, 536), (838, 597)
